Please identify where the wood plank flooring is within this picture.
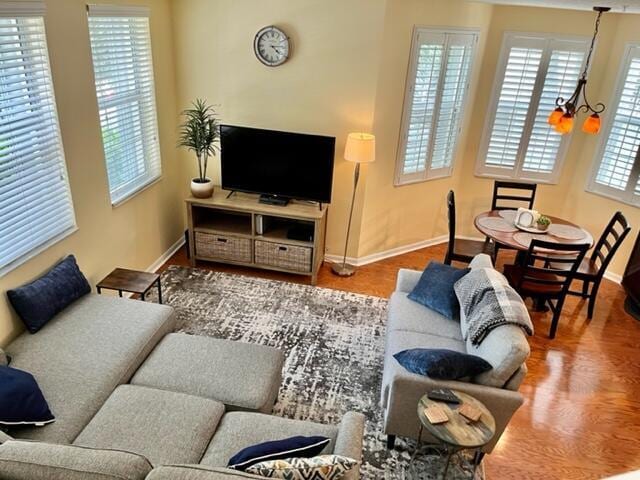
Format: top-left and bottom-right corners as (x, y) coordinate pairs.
(163, 245), (640, 479)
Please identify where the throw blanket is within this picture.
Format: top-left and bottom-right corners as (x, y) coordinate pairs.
(454, 268), (533, 345)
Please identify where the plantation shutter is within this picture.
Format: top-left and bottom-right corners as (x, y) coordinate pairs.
(589, 46), (640, 206)
(87, 5), (161, 205)
(396, 29), (477, 185)
(477, 34), (588, 182)
(0, 2), (77, 273)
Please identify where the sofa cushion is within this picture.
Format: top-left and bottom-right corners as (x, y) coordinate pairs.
(0, 366), (54, 426)
(387, 292), (463, 340)
(393, 348), (492, 380)
(131, 333), (284, 414)
(201, 413), (338, 468)
(228, 436), (330, 471)
(469, 253), (493, 270)
(74, 385), (224, 466)
(147, 465), (265, 479)
(0, 440), (152, 480)
(6, 295), (175, 444)
(407, 262), (470, 320)
(7, 255), (91, 334)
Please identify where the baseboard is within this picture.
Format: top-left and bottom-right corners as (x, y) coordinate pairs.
(325, 234), (624, 284)
(325, 235), (448, 267)
(147, 235), (186, 273)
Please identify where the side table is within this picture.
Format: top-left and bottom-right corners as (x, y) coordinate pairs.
(96, 268), (162, 304)
(413, 391), (495, 479)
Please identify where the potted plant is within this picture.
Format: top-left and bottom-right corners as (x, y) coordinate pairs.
(178, 99), (220, 198)
(536, 215), (551, 232)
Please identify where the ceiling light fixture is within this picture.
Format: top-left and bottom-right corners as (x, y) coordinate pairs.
(548, 6), (610, 135)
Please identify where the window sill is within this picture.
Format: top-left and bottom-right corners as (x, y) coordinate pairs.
(111, 176), (163, 208)
(473, 171), (559, 185)
(0, 226), (79, 279)
(585, 187), (640, 209)
(395, 173), (452, 187)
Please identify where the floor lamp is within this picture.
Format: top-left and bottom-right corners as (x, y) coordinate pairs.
(331, 132), (375, 277)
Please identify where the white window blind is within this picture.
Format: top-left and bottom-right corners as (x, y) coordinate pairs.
(588, 45), (640, 207)
(395, 28), (477, 185)
(477, 34), (589, 183)
(88, 5), (161, 205)
(0, 4), (76, 273)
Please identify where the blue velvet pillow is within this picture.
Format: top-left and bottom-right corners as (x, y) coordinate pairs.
(228, 436), (330, 471)
(394, 348), (492, 380)
(7, 255), (91, 334)
(0, 366), (55, 426)
(408, 262), (470, 320)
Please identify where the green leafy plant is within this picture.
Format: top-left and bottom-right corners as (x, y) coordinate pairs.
(537, 215), (551, 228)
(178, 99), (220, 183)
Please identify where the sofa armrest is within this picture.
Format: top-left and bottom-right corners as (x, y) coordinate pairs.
(0, 430), (13, 444)
(146, 465), (265, 480)
(395, 269), (422, 293)
(333, 411), (365, 480)
(385, 375), (523, 453)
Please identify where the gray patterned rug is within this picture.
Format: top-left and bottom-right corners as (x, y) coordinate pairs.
(152, 266), (482, 479)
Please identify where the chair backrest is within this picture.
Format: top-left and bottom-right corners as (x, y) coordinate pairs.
(491, 181), (537, 211)
(518, 240), (590, 296)
(590, 211), (631, 277)
(447, 190), (456, 252)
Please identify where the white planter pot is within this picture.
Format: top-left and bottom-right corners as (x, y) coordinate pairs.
(191, 178), (214, 198)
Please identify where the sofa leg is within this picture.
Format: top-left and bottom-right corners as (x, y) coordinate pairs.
(386, 435), (396, 449)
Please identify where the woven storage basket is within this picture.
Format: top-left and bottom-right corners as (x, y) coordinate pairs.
(255, 240), (312, 273)
(195, 232), (252, 263)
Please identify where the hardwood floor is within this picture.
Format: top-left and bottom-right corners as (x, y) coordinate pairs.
(164, 244), (640, 479)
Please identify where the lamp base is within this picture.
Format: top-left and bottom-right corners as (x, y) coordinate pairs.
(331, 262), (356, 277)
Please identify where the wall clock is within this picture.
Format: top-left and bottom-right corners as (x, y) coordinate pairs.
(254, 26), (290, 67)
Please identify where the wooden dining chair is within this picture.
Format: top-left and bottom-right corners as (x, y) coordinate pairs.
(445, 190), (494, 265)
(503, 239), (590, 339)
(550, 212), (631, 319)
(491, 180), (538, 211)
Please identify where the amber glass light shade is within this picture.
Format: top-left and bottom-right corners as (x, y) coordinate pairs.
(582, 113), (601, 134)
(554, 113), (574, 134)
(548, 107), (564, 126)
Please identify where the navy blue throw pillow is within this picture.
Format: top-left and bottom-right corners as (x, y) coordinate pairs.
(7, 255), (91, 334)
(394, 348), (492, 380)
(0, 366), (55, 426)
(228, 436), (330, 471)
(408, 262), (470, 320)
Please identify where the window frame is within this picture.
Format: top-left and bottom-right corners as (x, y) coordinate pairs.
(87, 4), (162, 207)
(586, 43), (640, 208)
(475, 32), (590, 184)
(394, 26), (480, 186)
(0, 2), (78, 276)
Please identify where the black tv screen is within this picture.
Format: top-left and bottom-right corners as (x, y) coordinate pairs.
(220, 125), (335, 203)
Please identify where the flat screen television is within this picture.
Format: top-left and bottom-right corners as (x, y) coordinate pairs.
(220, 125), (336, 204)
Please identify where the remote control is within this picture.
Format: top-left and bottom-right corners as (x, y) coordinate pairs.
(427, 389), (460, 404)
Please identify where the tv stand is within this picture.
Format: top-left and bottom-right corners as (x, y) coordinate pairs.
(186, 191), (327, 284)
(259, 194), (289, 206)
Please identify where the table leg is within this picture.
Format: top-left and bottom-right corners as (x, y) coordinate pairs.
(118, 290), (123, 298)
(410, 424), (423, 464)
(473, 450), (485, 476)
(141, 291), (145, 301)
(442, 447), (453, 480)
(96, 286), (102, 295)
(157, 278), (162, 304)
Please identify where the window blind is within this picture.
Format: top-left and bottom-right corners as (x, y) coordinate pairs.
(589, 45), (640, 206)
(477, 34), (588, 183)
(87, 5), (161, 205)
(0, 7), (76, 273)
(396, 29), (477, 185)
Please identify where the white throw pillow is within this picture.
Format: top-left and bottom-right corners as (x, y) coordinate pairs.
(245, 454), (357, 479)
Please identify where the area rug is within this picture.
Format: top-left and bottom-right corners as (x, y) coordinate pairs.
(152, 265), (482, 479)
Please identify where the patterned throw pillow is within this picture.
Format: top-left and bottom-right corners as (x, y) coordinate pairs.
(245, 454), (357, 479)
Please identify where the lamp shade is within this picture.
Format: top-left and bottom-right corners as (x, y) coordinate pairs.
(554, 113), (574, 135)
(344, 133), (375, 163)
(547, 107), (563, 126)
(582, 113), (601, 134)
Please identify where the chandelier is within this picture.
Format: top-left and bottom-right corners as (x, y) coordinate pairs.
(548, 6), (610, 135)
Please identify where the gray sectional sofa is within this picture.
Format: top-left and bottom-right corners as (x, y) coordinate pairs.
(0, 294), (365, 480)
(381, 254), (530, 452)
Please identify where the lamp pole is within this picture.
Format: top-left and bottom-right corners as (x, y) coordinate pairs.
(332, 162), (360, 276)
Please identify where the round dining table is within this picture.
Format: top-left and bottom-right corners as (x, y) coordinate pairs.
(474, 210), (594, 253)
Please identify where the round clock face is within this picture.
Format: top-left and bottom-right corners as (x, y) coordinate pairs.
(254, 26), (290, 67)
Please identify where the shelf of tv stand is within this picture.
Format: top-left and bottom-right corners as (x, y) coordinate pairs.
(185, 190), (328, 284)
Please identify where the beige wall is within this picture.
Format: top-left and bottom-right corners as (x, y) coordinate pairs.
(170, 0), (387, 258)
(0, 0), (184, 346)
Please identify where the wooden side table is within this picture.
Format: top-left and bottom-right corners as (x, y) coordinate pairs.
(96, 268), (162, 304)
(413, 391), (496, 479)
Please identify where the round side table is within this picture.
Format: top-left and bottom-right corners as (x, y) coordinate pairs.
(413, 391), (496, 479)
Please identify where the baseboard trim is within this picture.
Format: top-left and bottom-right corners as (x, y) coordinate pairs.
(325, 234), (623, 284)
(147, 235), (186, 273)
(325, 235), (448, 267)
